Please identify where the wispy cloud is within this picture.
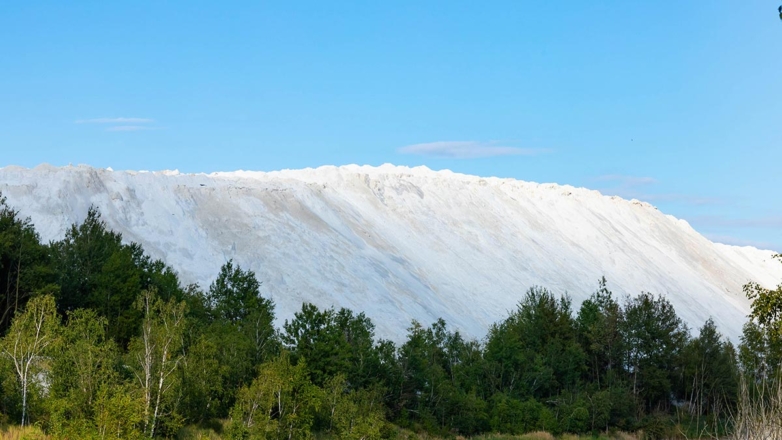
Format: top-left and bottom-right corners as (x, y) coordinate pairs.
(105, 125), (158, 132)
(398, 141), (550, 159)
(593, 174), (657, 186)
(75, 117), (154, 124)
(75, 117), (160, 132)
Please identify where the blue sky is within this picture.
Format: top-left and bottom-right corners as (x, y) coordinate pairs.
(1, 1), (780, 251)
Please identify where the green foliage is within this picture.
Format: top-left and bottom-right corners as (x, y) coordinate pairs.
(92, 383), (145, 439)
(47, 382), (145, 439)
(620, 292), (689, 412)
(127, 288), (188, 438)
(0, 193), (55, 335)
(738, 255), (782, 416)
(320, 374), (386, 440)
(201, 320), (257, 416)
(576, 278), (624, 389)
(207, 260), (267, 324)
(0, 200), (773, 438)
(681, 319), (738, 418)
(179, 333), (228, 423)
(585, 389), (613, 432)
(489, 395), (546, 434)
(283, 303), (379, 389)
(227, 353), (321, 440)
(739, 320), (782, 383)
(181, 261), (279, 423)
(485, 287), (585, 400)
(46, 308), (121, 434)
(0, 294), (60, 426)
(392, 318), (489, 435)
(743, 255), (782, 348)
(50, 208), (185, 345)
(566, 406), (589, 433)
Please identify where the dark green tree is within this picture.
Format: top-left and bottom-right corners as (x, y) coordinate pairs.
(682, 319), (738, 418)
(485, 287), (585, 401)
(394, 319), (488, 435)
(207, 260), (277, 365)
(50, 207), (183, 345)
(179, 333), (227, 424)
(198, 320), (256, 418)
(0, 193), (56, 334)
(576, 277), (625, 389)
(207, 260), (264, 324)
(621, 292), (689, 413)
(575, 279), (633, 431)
(178, 262), (278, 422)
(282, 303), (380, 390)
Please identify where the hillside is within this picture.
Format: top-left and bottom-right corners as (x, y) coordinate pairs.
(1, 163), (779, 341)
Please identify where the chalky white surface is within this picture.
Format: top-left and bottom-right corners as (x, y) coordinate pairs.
(2, 164), (780, 341)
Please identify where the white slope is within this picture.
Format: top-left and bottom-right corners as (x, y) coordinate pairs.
(1, 164), (780, 342)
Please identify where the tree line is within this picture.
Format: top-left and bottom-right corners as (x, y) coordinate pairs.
(0, 192), (780, 439)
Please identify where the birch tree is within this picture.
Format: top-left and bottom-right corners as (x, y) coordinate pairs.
(229, 353), (321, 440)
(0, 294), (60, 426)
(128, 288), (187, 438)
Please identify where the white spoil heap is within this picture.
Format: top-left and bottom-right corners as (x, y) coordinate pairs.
(1, 164), (780, 342)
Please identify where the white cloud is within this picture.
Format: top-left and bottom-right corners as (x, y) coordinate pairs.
(398, 141), (549, 159)
(75, 117), (154, 124)
(105, 125), (157, 132)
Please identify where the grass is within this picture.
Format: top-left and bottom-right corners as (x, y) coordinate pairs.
(467, 432), (639, 440)
(728, 374), (782, 440)
(0, 423), (734, 440)
(326, 427), (642, 440)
